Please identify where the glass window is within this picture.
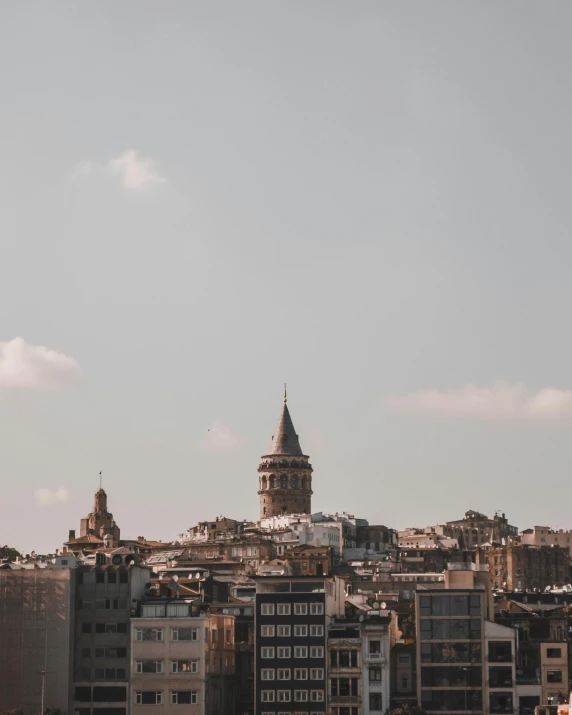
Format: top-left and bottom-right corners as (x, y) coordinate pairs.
(310, 603), (324, 615)
(294, 603), (308, 615)
(136, 628), (163, 641)
(261, 647), (275, 659)
(277, 690), (291, 702)
(277, 603), (291, 615)
(310, 625), (323, 637)
(277, 668), (291, 680)
(170, 691), (197, 705)
(277, 625), (291, 637)
(295, 668), (308, 679)
(547, 648), (562, 658)
(277, 647), (291, 658)
(261, 625), (275, 637)
(171, 627), (197, 641)
(548, 670), (563, 683)
(294, 646), (308, 658)
(294, 625), (308, 637)
(261, 669), (275, 680)
(261, 603), (275, 616)
(171, 660), (198, 673)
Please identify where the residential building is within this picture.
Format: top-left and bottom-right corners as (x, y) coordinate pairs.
(130, 598), (235, 715)
(257, 390), (314, 519)
(540, 642), (568, 705)
(72, 563), (150, 715)
(360, 610), (394, 714)
(0, 568), (75, 715)
(520, 528), (572, 551)
(328, 620), (362, 715)
(425, 511), (519, 551)
(479, 544), (571, 592)
(254, 575), (345, 714)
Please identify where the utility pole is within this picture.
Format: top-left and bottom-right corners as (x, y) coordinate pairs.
(40, 669), (47, 714)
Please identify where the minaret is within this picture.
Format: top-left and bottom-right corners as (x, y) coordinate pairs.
(258, 386), (313, 519)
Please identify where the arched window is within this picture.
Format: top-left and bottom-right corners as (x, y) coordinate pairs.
(280, 475), (288, 489)
(291, 475), (298, 489)
(280, 459), (287, 467)
(261, 476), (268, 491)
(270, 475), (278, 489)
(301, 476), (307, 490)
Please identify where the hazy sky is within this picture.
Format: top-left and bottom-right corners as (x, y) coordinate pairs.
(3, 2), (572, 554)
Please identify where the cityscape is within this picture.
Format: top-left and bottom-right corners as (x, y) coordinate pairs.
(1, 394), (572, 715)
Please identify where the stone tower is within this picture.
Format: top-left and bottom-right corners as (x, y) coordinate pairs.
(258, 388), (313, 519)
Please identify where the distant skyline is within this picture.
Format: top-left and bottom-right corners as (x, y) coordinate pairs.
(3, 1), (572, 554)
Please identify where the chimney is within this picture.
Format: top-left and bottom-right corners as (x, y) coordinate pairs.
(69, 530), (76, 540)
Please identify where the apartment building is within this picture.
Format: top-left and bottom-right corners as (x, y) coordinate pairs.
(72, 563), (150, 715)
(130, 598), (235, 715)
(254, 575), (345, 714)
(539, 642), (568, 706)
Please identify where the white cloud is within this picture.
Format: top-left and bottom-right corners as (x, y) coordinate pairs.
(34, 487), (70, 507)
(384, 382), (572, 421)
(71, 150), (166, 192)
(0, 337), (81, 389)
(107, 149), (166, 192)
(202, 421), (244, 450)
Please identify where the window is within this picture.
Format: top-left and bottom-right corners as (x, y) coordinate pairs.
(295, 668), (308, 679)
(277, 690), (291, 702)
(548, 648), (562, 658)
(310, 625), (324, 637)
(96, 572), (105, 584)
(81, 623), (92, 633)
(310, 646), (324, 658)
(261, 647), (275, 659)
(277, 625), (291, 637)
(295, 625), (308, 637)
(294, 603), (308, 615)
(171, 691), (197, 705)
(107, 572), (117, 584)
(226, 629), (232, 644)
(171, 660), (198, 673)
(369, 640), (381, 654)
(119, 571), (128, 583)
(310, 668), (324, 680)
(277, 603), (291, 616)
(369, 666), (382, 682)
(82, 648), (91, 658)
(136, 692), (162, 705)
(398, 654), (411, 664)
(548, 671), (563, 683)
(261, 603), (275, 616)
(370, 692), (383, 711)
(261, 669), (275, 680)
(294, 690), (308, 701)
(136, 661), (163, 674)
(310, 690), (324, 702)
(261, 690), (275, 702)
(136, 628), (163, 641)
(262, 625), (275, 637)
(277, 647), (291, 659)
(310, 603), (324, 615)
(171, 627), (197, 641)
(294, 646), (308, 658)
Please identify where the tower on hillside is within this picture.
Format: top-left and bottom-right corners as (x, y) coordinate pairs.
(258, 387), (313, 519)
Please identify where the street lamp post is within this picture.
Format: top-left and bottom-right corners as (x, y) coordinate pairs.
(40, 669), (47, 714)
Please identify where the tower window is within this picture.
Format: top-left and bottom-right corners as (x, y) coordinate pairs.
(291, 475), (298, 489)
(280, 476), (288, 489)
(270, 475), (278, 488)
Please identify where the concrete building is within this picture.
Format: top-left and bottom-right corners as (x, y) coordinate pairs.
(0, 568), (75, 715)
(418, 511), (519, 551)
(479, 544), (571, 591)
(257, 390), (313, 519)
(520, 527), (572, 551)
(539, 641), (568, 706)
(130, 599), (235, 715)
(254, 575), (345, 714)
(72, 563), (150, 715)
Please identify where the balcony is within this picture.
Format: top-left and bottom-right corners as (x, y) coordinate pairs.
(365, 652), (386, 664)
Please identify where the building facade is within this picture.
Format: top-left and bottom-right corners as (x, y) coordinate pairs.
(254, 575), (345, 714)
(258, 392), (313, 519)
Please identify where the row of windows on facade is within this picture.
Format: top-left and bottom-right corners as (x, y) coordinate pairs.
(79, 599), (128, 610)
(260, 602), (324, 616)
(260, 711), (324, 715)
(419, 619), (482, 640)
(261, 624), (324, 637)
(260, 475), (310, 490)
(418, 594), (482, 617)
(261, 646), (324, 659)
(261, 667), (324, 680)
(135, 626), (232, 643)
(81, 622), (128, 634)
(79, 571), (129, 584)
(261, 689), (324, 702)
(135, 691), (197, 705)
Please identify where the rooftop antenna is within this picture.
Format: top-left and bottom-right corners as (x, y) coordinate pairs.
(284, 383), (287, 403)
(99, 471), (102, 489)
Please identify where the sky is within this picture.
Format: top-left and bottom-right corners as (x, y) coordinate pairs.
(2, 1), (572, 554)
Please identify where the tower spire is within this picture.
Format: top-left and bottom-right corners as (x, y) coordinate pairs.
(284, 383), (287, 403)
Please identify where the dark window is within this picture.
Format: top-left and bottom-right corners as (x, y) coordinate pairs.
(547, 671), (563, 683)
(92, 686), (127, 702)
(488, 641), (512, 663)
(490, 693), (513, 714)
(81, 648), (91, 658)
(119, 571), (128, 584)
(96, 572), (105, 584)
(75, 686), (92, 702)
(422, 690), (483, 711)
(173, 691), (194, 704)
(79, 667), (91, 681)
(95, 623), (105, 633)
(370, 692), (383, 711)
(95, 648), (105, 658)
(117, 647), (127, 658)
(93, 710), (125, 715)
(489, 667), (512, 688)
(547, 648), (562, 658)
(107, 572), (117, 584)
(82, 623), (93, 634)
(95, 668), (105, 680)
(422, 666), (482, 687)
(139, 692), (160, 705)
(117, 622), (128, 633)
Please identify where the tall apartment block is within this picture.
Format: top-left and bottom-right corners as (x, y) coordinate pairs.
(254, 575), (345, 714)
(72, 563), (150, 715)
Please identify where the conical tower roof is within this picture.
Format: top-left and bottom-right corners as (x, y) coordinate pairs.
(268, 389), (304, 455)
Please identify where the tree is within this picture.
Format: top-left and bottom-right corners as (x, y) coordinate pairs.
(0, 545), (21, 561)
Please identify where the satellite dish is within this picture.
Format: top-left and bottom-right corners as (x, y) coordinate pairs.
(168, 578), (179, 591)
(195, 572), (201, 579)
(373, 601), (380, 610)
(233, 608), (241, 616)
(381, 602), (387, 609)
(358, 614), (365, 622)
